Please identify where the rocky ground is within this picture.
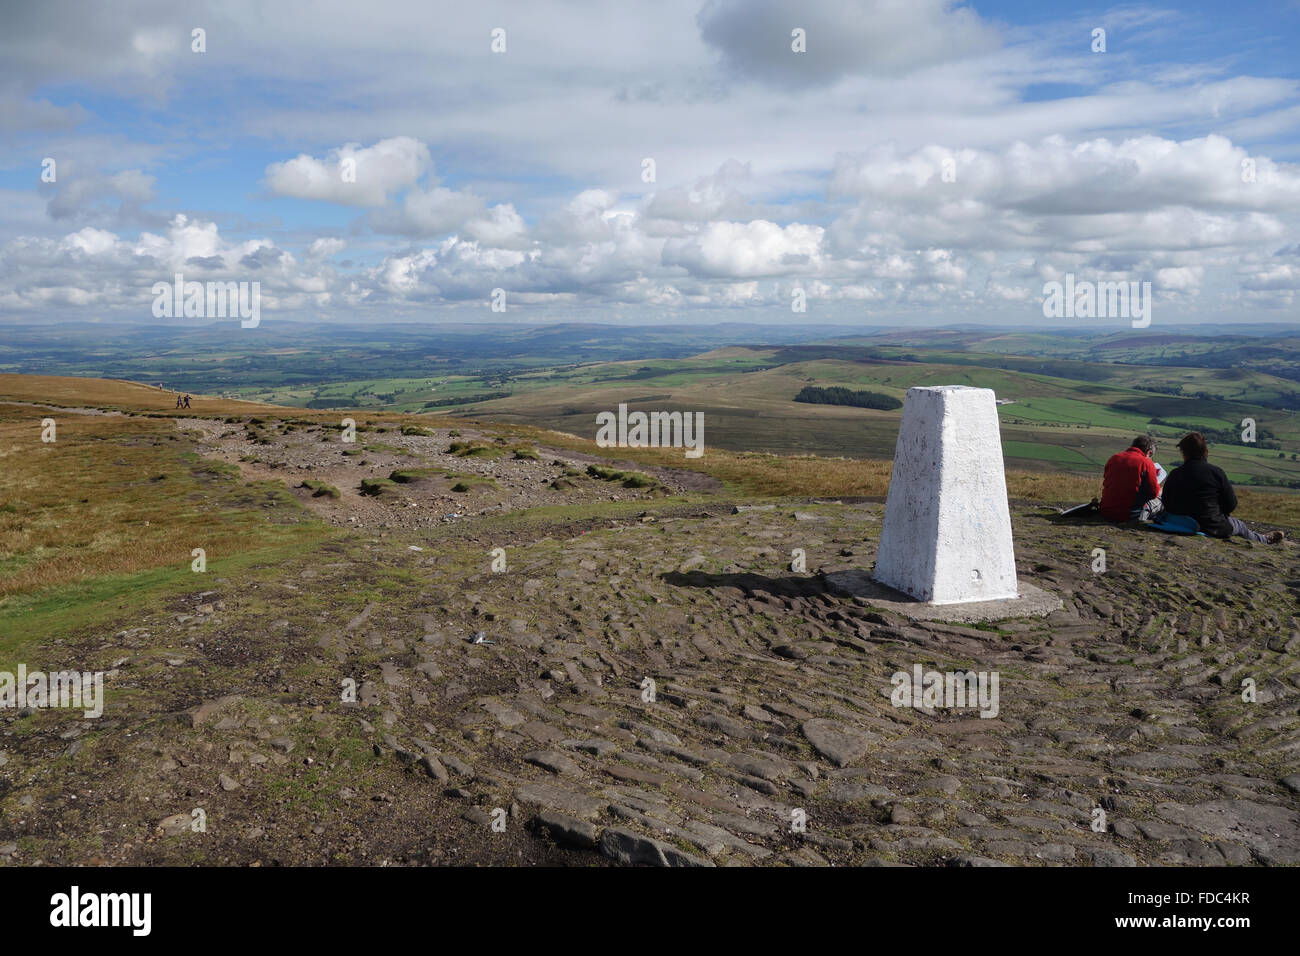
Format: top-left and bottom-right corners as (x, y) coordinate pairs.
(179, 416), (714, 532)
(2, 413), (1298, 867)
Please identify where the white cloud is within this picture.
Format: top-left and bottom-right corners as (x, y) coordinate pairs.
(0, 215), (344, 317)
(2, 4), (1299, 324)
(307, 237), (346, 259)
(62, 226), (119, 256)
(644, 159), (753, 222)
(464, 203), (527, 245)
(663, 220), (824, 278)
(264, 137), (431, 207)
(1155, 265), (1204, 292)
(830, 135), (1300, 215)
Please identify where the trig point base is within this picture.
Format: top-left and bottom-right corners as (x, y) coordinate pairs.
(822, 570), (1061, 624)
(873, 385), (1021, 606)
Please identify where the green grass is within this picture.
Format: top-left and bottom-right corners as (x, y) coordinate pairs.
(362, 441), (413, 455)
(0, 535), (330, 666)
(586, 464), (658, 488)
(0, 403), (325, 602)
(999, 396), (1152, 431)
(388, 467), (450, 483)
(447, 441), (506, 459)
(1002, 440), (1096, 465)
(299, 479), (340, 498)
(450, 477), (497, 493)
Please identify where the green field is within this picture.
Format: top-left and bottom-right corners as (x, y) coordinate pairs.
(396, 347), (1300, 489)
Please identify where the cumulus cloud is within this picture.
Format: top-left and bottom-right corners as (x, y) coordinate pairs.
(644, 159), (754, 222)
(830, 135), (1300, 216)
(307, 237), (346, 259)
(368, 185), (488, 236)
(663, 220), (824, 277)
(813, 134), (1300, 312)
(264, 137), (431, 207)
(0, 214), (346, 317)
(7, 130), (1300, 322)
(463, 203), (528, 246)
(263, 136), (531, 248)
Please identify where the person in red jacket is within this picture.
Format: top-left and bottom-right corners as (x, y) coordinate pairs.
(1100, 435), (1163, 522)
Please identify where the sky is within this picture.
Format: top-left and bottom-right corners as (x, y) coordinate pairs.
(2, 0), (1300, 329)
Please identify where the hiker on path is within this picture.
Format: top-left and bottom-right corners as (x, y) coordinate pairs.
(182, 394), (191, 409)
(1161, 432), (1284, 543)
(175, 394), (183, 409)
(1100, 435), (1165, 522)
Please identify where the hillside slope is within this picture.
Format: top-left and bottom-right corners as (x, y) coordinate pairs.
(0, 376), (1297, 867)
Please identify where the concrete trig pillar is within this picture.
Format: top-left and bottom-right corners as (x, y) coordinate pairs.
(873, 386), (1018, 604)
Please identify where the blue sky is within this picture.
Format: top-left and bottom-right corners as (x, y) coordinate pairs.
(1, 0), (1299, 326)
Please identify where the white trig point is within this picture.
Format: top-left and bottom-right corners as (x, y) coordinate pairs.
(874, 386), (1018, 604)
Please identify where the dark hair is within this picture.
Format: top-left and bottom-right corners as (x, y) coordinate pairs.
(1132, 435), (1156, 455)
(1178, 432), (1208, 461)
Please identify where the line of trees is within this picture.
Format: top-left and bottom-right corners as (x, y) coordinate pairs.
(422, 391), (511, 408)
(793, 386), (902, 410)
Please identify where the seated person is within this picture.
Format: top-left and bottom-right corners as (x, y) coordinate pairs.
(1161, 432), (1284, 543)
(1100, 435), (1164, 522)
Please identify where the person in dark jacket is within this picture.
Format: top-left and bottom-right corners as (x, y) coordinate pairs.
(1161, 432), (1283, 543)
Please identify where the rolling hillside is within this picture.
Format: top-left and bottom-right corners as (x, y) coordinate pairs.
(445, 349), (1300, 488)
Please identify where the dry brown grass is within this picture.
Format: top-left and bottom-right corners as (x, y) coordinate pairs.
(1, 374), (1294, 534)
(0, 402), (324, 599)
(474, 422), (1097, 500)
(0, 373), (276, 416)
(0, 374), (482, 433)
(475, 420), (1300, 524)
